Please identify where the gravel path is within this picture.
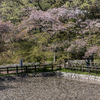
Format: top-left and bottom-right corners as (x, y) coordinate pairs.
(0, 75), (100, 100)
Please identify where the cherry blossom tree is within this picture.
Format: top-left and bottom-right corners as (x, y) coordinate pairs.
(0, 20), (20, 57)
(20, 7), (87, 38)
(17, 6), (100, 61)
(0, 20), (15, 43)
(84, 45), (100, 58)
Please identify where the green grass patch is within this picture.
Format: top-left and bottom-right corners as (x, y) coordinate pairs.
(59, 69), (100, 76)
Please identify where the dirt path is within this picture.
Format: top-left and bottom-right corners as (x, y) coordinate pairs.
(0, 69), (25, 74)
(0, 76), (100, 100)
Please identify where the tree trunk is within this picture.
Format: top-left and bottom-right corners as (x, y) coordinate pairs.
(37, 0), (43, 11)
(53, 52), (55, 63)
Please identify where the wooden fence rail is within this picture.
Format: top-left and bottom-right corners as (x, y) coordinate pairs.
(0, 63), (100, 75)
(0, 64), (57, 75)
(65, 63), (100, 74)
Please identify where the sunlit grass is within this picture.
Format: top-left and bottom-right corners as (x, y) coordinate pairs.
(59, 69), (100, 76)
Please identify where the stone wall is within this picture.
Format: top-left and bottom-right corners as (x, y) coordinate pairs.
(56, 71), (100, 84)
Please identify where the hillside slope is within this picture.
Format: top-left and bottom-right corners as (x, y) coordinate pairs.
(0, 1), (100, 65)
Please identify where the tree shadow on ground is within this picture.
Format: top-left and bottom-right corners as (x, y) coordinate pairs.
(0, 81), (16, 91)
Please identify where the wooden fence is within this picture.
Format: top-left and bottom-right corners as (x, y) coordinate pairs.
(0, 63), (100, 75)
(65, 63), (100, 74)
(0, 64), (57, 75)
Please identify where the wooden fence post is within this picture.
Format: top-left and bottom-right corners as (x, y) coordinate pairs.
(89, 66), (90, 73)
(52, 64), (53, 71)
(64, 63), (66, 69)
(82, 65), (84, 72)
(35, 65), (36, 72)
(76, 63), (77, 71)
(66, 63), (68, 70)
(7, 67), (9, 74)
(26, 66), (27, 73)
(21, 66), (22, 72)
(80, 64), (81, 71)
(16, 66), (18, 74)
(95, 64), (98, 74)
(70, 63), (71, 70)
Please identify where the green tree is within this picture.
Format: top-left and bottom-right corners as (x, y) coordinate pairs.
(0, 0), (34, 24)
(0, 38), (5, 52)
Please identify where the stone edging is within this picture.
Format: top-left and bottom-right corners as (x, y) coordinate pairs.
(56, 71), (100, 84)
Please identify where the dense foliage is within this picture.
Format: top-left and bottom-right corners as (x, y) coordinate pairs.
(0, 0), (100, 65)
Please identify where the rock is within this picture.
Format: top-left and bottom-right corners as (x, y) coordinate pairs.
(85, 75), (89, 80)
(89, 76), (95, 81)
(4, 76), (16, 81)
(28, 74), (33, 77)
(95, 76), (100, 81)
(35, 73), (41, 77)
(0, 76), (17, 81)
(0, 77), (5, 81)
